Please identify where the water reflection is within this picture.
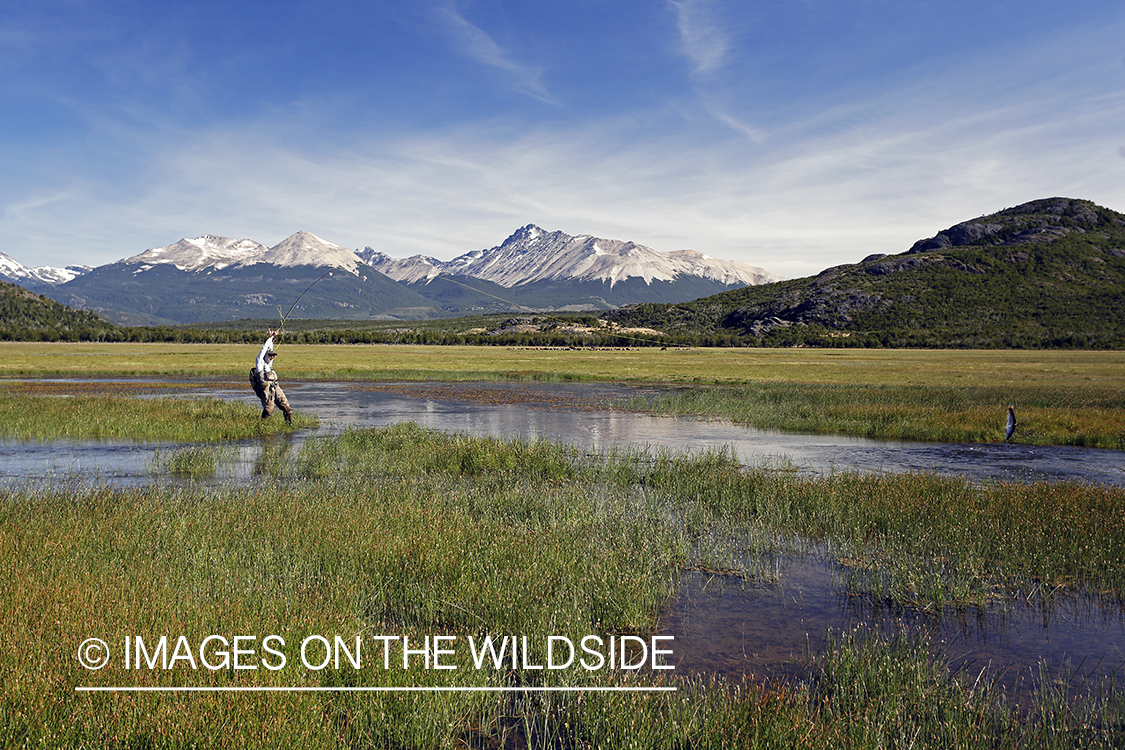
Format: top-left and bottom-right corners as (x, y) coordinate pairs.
(662, 563), (1125, 700)
(5, 378), (1124, 691)
(252, 430), (296, 476)
(7, 379), (1122, 487)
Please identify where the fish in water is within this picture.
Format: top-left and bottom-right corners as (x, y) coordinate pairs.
(1005, 406), (1017, 441)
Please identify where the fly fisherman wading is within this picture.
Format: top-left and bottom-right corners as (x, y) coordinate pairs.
(250, 328), (294, 424)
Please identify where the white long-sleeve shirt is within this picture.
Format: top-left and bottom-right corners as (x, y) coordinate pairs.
(255, 336), (276, 380)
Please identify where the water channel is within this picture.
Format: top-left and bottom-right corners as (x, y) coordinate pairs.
(8, 379), (1125, 486)
(6, 378), (1124, 697)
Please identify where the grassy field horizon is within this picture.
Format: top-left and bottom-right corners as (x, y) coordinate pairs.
(1, 342), (1123, 388)
(3, 342), (1123, 448)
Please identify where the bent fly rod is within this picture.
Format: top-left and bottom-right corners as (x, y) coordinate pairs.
(275, 270), (333, 340)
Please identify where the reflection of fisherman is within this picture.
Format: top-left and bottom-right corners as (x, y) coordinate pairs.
(250, 328), (293, 425)
(254, 430), (295, 475)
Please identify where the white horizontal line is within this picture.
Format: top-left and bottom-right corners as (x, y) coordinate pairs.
(77, 686), (677, 693)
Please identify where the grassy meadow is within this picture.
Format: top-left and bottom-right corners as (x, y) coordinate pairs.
(2, 342), (1122, 387)
(2, 343), (1124, 747)
(4, 425), (1125, 748)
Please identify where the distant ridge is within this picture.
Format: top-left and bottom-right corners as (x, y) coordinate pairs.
(602, 198), (1125, 348)
(358, 224), (778, 288)
(0, 251), (91, 292)
(31, 226), (778, 324)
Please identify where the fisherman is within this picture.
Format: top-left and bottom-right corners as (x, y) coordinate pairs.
(250, 328), (294, 425)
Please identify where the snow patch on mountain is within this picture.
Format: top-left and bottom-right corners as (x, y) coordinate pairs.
(0, 252), (91, 286)
(248, 231), (362, 274)
(360, 224), (780, 288)
(123, 235), (269, 272)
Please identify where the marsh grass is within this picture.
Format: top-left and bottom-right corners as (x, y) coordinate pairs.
(4, 343), (1124, 448)
(175, 423), (1125, 604)
(4, 424), (1125, 747)
(805, 472), (1125, 605)
(148, 444), (238, 478)
(0, 394), (316, 441)
(804, 628), (1125, 748)
(621, 382), (1125, 448)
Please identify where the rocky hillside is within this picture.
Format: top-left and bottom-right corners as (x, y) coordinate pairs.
(602, 198), (1125, 348)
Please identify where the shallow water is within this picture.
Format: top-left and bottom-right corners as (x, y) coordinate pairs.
(5, 379), (1125, 487)
(661, 563), (1124, 700)
(5, 378), (1124, 692)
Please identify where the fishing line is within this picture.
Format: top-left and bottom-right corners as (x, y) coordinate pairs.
(275, 270), (333, 340)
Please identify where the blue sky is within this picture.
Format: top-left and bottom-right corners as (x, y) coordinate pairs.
(2, 0), (1123, 278)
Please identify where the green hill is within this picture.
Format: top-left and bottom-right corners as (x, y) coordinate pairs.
(0, 280), (120, 341)
(602, 198), (1125, 348)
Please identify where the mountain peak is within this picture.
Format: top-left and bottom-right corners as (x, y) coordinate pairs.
(0, 252), (91, 288)
(503, 224), (546, 244)
(123, 235), (268, 272)
(368, 225), (779, 289)
(253, 231), (362, 274)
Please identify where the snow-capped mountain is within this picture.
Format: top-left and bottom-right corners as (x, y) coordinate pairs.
(122, 235), (268, 272)
(0, 251), (91, 290)
(358, 224), (780, 288)
(45, 230), (427, 325)
(123, 231), (362, 275)
(253, 231), (363, 273)
(36, 224), (780, 324)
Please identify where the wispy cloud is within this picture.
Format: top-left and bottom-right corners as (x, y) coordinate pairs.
(703, 105), (764, 143)
(4, 3), (1125, 280)
(669, 0), (731, 75)
(436, 2), (557, 105)
(8, 74), (1125, 275)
